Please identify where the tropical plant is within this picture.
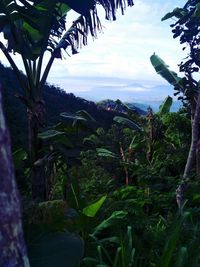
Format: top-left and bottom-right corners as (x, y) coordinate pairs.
(161, 0), (200, 208)
(96, 142), (135, 186)
(0, 0), (134, 200)
(112, 96), (172, 167)
(35, 109), (96, 200)
(65, 181), (108, 239)
(83, 224), (135, 267)
(150, 1), (200, 207)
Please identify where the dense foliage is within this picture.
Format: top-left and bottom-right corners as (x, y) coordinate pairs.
(2, 0), (200, 266)
(0, 62), (131, 150)
(4, 72), (200, 266)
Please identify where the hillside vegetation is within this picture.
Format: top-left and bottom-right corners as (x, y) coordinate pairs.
(1, 63), (140, 150)
(1, 0), (200, 266)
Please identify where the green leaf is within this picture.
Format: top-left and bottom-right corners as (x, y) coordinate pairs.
(56, 3), (71, 17)
(38, 130), (64, 140)
(114, 116), (141, 131)
(175, 247), (187, 267)
(23, 21), (43, 42)
(13, 148), (27, 168)
(158, 96), (173, 116)
(61, 113), (86, 120)
(113, 247), (122, 267)
(92, 211), (128, 236)
(156, 214), (186, 267)
(96, 148), (118, 158)
(150, 54), (182, 87)
(161, 8), (187, 21)
(82, 195), (107, 217)
(76, 110), (96, 122)
(193, 3), (200, 17)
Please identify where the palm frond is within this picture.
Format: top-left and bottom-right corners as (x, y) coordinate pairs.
(1, 0), (134, 59)
(97, 0), (134, 21)
(55, 9), (101, 57)
(55, 0), (134, 57)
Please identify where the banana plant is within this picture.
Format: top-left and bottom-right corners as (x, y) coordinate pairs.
(150, 53), (199, 112)
(158, 95), (173, 116)
(150, 54), (182, 87)
(96, 134), (139, 186)
(150, 53), (200, 208)
(34, 109), (97, 200)
(0, 0), (134, 200)
(112, 98), (172, 168)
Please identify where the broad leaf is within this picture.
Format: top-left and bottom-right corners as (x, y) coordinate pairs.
(38, 130), (64, 139)
(60, 112), (87, 122)
(92, 211), (128, 236)
(158, 96), (173, 116)
(96, 148), (118, 158)
(114, 116), (141, 131)
(156, 213), (189, 267)
(82, 195), (107, 217)
(150, 54), (182, 87)
(76, 110), (96, 122)
(13, 148), (27, 168)
(161, 8), (187, 21)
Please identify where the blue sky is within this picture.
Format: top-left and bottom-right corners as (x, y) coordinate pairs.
(49, 0), (185, 80)
(0, 0), (187, 102)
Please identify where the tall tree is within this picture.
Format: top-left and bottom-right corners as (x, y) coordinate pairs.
(0, 0), (134, 200)
(151, 0), (200, 208)
(0, 84), (30, 267)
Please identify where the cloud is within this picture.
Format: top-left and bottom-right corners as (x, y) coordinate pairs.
(118, 86), (149, 92)
(0, 0), (186, 91)
(49, 0), (185, 82)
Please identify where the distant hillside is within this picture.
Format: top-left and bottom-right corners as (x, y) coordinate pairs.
(0, 63), (140, 150)
(97, 99), (146, 115)
(66, 76), (177, 104)
(127, 101), (182, 113)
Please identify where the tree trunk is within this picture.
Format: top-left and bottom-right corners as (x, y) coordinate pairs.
(196, 140), (200, 176)
(28, 100), (46, 201)
(0, 86), (30, 267)
(176, 90), (200, 208)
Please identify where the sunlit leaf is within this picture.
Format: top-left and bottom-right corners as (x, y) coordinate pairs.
(82, 195), (107, 217)
(96, 148), (118, 158)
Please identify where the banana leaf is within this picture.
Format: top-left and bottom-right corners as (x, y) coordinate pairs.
(158, 96), (173, 116)
(161, 7), (187, 21)
(150, 54), (182, 87)
(82, 195), (107, 218)
(114, 116), (141, 131)
(38, 129), (64, 139)
(92, 211), (128, 236)
(96, 148), (118, 158)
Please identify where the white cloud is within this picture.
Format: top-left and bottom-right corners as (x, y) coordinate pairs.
(48, 0), (186, 82)
(118, 86), (149, 92)
(0, 0), (187, 95)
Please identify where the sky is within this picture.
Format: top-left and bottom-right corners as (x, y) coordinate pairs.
(0, 0), (187, 103)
